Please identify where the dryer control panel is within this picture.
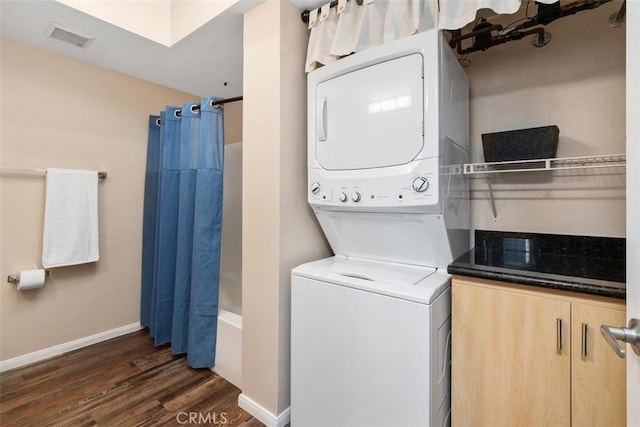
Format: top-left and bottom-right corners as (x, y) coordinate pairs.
(308, 157), (443, 210)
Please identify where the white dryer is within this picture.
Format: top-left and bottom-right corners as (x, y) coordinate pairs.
(291, 28), (469, 427)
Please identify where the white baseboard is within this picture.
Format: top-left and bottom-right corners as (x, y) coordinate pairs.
(0, 322), (142, 373)
(238, 393), (291, 427)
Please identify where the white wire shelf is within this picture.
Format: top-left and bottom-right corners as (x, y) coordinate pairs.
(463, 153), (626, 219)
(463, 154), (626, 176)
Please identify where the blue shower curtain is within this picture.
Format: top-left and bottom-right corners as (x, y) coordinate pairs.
(140, 97), (224, 368)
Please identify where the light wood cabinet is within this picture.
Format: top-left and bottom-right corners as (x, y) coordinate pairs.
(571, 302), (627, 427)
(451, 276), (626, 427)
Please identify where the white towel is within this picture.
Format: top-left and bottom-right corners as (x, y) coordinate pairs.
(42, 168), (100, 268)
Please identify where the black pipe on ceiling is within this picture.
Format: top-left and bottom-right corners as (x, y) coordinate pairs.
(448, 0), (619, 57)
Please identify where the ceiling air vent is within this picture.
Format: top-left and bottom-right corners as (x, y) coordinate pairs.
(45, 22), (94, 48)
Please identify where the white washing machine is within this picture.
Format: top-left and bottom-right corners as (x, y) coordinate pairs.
(291, 29), (469, 427)
(292, 257), (452, 427)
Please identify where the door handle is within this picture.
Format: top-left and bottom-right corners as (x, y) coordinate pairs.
(600, 318), (640, 358)
(317, 97), (328, 141)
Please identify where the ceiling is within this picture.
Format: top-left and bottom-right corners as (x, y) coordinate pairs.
(0, 0), (317, 98)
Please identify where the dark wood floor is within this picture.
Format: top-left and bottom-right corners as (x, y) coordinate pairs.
(0, 330), (262, 426)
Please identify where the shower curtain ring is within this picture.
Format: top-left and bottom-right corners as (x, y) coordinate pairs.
(174, 109), (182, 118)
(211, 99), (221, 109)
(155, 118), (162, 126)
(190, 104), (200, 114)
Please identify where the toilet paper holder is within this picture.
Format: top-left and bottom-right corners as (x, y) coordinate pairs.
(7, 270), (49, 284)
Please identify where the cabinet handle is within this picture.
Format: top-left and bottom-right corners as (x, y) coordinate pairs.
(581, 323), (588, 358)
(556, 318), (562, 352)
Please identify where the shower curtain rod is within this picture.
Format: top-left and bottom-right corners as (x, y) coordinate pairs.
(212, 96), (243, 107)
(196, 96), (243, 111)
(0, 167), (107, 179)
(172, 96), (243, 118)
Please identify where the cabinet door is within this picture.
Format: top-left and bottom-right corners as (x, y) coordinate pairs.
(571, 303), (626, 427)
(452, 280), (571, 427)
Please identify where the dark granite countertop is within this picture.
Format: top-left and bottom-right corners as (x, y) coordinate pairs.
(447, 230), (626, 299)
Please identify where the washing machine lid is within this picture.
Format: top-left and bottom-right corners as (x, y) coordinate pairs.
(292, 256), (450, 304)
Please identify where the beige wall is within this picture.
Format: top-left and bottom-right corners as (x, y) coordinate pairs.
(0, 37), (200, 361)
(224, 100), (243, 144)
(466, 1), (626, 237)
(241, 0), (330, 419)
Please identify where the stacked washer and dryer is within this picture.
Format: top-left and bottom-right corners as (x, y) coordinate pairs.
(291, 29), (469, 427)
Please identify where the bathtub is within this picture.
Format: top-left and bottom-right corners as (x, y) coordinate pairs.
(212, 142), (243, 388)
(213, 309), (242, 388)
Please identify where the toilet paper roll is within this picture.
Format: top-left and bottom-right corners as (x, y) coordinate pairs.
(17, 269), (46, 291)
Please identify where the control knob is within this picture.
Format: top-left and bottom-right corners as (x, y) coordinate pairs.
(412, 176), (429, 193)
(351, 192), (361, 202)
(339, 192), (348, 203)
(310, 182), (321, 195)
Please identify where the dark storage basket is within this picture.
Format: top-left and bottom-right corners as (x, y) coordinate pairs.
(481, 125), (559, 163)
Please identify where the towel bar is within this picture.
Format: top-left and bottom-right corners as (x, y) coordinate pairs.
(0, 167), (107, 179)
